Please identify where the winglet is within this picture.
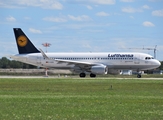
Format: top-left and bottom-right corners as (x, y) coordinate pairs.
(39, 48), (49, 59)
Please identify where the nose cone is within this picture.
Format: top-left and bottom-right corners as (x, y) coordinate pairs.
(155, 60), (161, 68)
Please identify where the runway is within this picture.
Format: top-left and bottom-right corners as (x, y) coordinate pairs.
(0, 75), (163, 80)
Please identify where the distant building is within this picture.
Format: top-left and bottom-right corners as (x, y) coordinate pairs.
(120, 70), (145, 75)
(120, 69), (163, 75)
(120, 70), (132, 75)
(132, 71), (144, 75)
(153, 70), (163, 74)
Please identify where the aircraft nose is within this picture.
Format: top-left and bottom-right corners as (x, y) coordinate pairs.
(155, 60), (161, 67)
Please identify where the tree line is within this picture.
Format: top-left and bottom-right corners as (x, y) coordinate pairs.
(0, 57), (37, 69)
(0, 57), (163, 70)
(158, 61), (163, 70)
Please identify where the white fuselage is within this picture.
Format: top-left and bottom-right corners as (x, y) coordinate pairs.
(12, 52), (160, 72)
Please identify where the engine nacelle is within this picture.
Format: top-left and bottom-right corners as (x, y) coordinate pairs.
(91, 65), (108, 74)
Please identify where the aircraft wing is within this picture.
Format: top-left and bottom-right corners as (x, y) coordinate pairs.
(55, 59), (104, 70)
(39, 48), (104, 69)
(55, 59), (98, 66)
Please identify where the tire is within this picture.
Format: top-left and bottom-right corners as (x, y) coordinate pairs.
(90, 73), (96, 78)
(79, 73), (86, 78)
(137, 74), (141, 78)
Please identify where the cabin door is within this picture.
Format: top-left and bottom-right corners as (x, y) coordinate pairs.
(134, 55), (140, 64)
(37, 56), (41, 66)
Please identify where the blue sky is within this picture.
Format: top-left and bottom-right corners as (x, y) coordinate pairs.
(0, 0), (163, 60)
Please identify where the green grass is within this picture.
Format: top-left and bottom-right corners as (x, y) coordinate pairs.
(0, 78), (163, 120)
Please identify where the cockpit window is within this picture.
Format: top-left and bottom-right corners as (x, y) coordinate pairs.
(145, 57), (154, 60)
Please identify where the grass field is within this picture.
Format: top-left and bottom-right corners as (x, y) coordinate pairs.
(0, 78), (163, 120)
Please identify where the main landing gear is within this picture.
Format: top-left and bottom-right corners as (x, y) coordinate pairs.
(79, 73), (96, 78)
(79, 73), (86, 78)
(90, 73), (96, 78)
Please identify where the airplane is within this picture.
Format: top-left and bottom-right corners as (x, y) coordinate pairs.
(10, 28), (161, 78)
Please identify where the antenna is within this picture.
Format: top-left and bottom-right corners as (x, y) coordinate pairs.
(42, 43), (51, 77)
(42, 43), (51, 53)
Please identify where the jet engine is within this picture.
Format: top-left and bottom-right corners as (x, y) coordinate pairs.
(91, 65), (108, 74)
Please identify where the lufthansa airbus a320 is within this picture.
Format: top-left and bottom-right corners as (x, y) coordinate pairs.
(10, 28), (161, 78)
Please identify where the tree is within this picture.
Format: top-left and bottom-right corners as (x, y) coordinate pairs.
(0, 57), (37, 69)
(0, 57), (10, 68)
(159, 61), (163, 70)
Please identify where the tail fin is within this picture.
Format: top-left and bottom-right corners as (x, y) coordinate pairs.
(13, 28), (40, 54)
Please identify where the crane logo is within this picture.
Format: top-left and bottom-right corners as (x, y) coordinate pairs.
(17, 36), (28, 47)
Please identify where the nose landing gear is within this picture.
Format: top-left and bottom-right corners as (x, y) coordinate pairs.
(137, 74), (141, 78)
(137, 70), (142, 78)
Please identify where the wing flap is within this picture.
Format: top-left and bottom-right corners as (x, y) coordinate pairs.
(55, 59), (96, 66)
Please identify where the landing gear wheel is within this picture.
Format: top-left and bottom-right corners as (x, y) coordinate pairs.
(90, 73), (96, 78)
(137, 74), (141, 78)
(79, 73), (86, 78)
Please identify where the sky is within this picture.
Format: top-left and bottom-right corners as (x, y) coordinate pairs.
(0, 0), (163, 60)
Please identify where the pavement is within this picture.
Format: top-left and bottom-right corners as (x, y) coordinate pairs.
(0, 75), (163, 80)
